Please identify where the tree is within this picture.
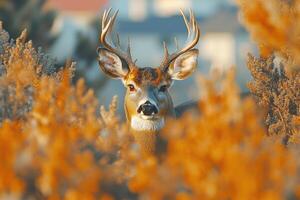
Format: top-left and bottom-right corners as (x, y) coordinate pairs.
(0, 0), (57, 49)
(72, 18), (108, 93)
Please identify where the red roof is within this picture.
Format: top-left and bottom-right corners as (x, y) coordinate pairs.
(47, 0), (108, 12)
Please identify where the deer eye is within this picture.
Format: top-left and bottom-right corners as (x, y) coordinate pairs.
(128, 84), (136, 92)
(159, 85), (168, 93)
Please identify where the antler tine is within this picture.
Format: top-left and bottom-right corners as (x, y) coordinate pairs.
(101, 9), (106, 28)
(100, 9), (134, 67)
(160, 9), (200, 70)
(160, 41), (169, 68)
(102, 8), (112, 30)
(109, 10), (118, 32)
(127, 37), (132, 60)
(180, 9), (190, 36)
(190, 9), (198, 37)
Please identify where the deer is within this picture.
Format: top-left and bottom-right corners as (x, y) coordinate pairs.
(97, 9), (200, 154)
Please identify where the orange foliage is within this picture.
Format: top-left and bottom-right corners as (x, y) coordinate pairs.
(0, 24), (105, 199)
(129, 71), (298, 200)
(237, 0), (300, 143)
(237, 0), (300, 68)
(0, 122), (25, 197)
(1, 2), (300, 199)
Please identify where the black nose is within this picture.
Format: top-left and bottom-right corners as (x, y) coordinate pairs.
(137, 101), (158, 116)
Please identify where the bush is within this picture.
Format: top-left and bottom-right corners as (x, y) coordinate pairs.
(237, 0), (300, 144)
(0, 1), (300, 199)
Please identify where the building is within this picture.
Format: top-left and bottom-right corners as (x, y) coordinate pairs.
(47, 0), (255, 110)
(107, 0), (255, 96)
(46, 0), (107, 60)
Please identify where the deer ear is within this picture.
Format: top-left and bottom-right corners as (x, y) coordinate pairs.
(167, 49), (198, 80)
(97, 48), (129, 79)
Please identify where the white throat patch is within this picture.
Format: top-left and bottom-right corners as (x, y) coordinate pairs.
(131, 116), (165, 131)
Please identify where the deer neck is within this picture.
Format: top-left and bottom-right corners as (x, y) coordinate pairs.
(124, 100), (175, 155)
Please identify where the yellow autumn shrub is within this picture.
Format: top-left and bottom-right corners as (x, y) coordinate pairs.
(0, 0), (300, 199)
(237, 0), (300, 68)
(237, 0), (300, 143)
(128, 70), (298, 200)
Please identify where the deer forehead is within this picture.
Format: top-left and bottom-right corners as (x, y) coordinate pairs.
(125, 67), (171, 87)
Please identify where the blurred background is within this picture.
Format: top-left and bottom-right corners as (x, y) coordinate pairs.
(0, 0), (258, 114)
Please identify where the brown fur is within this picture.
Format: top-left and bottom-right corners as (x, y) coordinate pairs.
(122, 67), (174, 155)
(125, 67), (171, 87)
(98, 9), (200, 155)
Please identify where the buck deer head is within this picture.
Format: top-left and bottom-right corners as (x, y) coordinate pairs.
(98, 9), (200, 135)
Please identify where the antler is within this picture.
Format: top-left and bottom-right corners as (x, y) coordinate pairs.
(160, 9), (200, 70)
(100, 8), (135, 67)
